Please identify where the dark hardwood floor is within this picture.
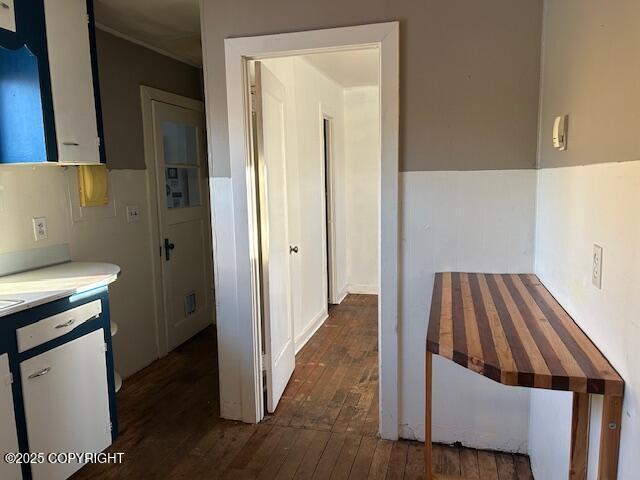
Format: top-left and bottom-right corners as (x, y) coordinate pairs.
(73, 294), (533, 479)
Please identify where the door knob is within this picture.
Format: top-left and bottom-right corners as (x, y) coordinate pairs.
(164, 238), (175, 261)
(289, 245), (299, 254)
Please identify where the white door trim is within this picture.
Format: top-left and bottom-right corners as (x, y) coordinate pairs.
(221, 22), (400, 439)
(140, 86), (206, 358)
(320, 113), (337, 305)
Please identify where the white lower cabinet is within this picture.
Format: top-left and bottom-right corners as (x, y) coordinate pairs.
(0, 354), (21, 480)
(20, 330), (111, 480)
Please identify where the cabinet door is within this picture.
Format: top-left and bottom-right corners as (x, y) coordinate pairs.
(20, 330), (111, 480)
(43, 0), (100, 164)
(0, 0), (16, 32)
(0, 354), (21, 480)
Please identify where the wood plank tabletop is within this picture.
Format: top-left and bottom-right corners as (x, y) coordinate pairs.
(427, 273), (624, 396)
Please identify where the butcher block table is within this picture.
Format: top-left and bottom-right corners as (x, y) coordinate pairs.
(425, 272), (624, 480)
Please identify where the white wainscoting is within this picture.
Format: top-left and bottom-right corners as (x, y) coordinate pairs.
(399, 169), (537, 452)
(530, 161), (640, 479)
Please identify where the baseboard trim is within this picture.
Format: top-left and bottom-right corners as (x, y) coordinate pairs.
(400, 424), (528, 454)
(334, 289), (348, 305)
(294, 309), (329, 353)
(346, 284), (378, 295)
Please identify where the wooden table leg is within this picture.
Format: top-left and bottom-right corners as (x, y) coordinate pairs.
(598, 395), (623, 480)
(425, 351), (433, 479)
(570, 392), (590, 480)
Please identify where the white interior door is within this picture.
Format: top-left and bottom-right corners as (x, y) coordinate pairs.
(20, 331), (111, 480)
(255, 62), (296, 412)
(151, 100), (214, 352)
(0, 354), (21, 480)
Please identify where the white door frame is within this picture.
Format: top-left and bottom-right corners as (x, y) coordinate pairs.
(221, 22), (400, 439)
(140, 85), (209, 358)
(320, 112), (337, 305)
(222, 22), (399, 440)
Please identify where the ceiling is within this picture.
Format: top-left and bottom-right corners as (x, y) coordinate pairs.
(94, 0), (202, 66)
(303, 50), (379, 87)
(93, 1), (380, 80)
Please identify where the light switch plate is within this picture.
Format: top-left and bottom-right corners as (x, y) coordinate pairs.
(126, 205), (140, 223)
(592, 244), (603, 289)
(32, 217), (48, 242)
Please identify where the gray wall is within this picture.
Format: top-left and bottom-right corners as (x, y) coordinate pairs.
(538, 0), (640, 168)
(201, 0), (543, 174)
(95, 30), (203, 170)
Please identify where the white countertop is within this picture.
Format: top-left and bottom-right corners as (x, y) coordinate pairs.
(0, 262), (120, 317)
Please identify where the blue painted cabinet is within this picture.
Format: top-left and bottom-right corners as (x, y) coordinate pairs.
(0, 287), (118, 480)
(0, 0), (105, 165)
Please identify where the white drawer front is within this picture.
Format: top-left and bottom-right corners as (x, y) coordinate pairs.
(16, 300), (102, 353)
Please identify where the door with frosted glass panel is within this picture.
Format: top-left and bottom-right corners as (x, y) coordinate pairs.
(151, 100), (214, 352)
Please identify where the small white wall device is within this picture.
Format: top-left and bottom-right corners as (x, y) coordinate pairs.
(552, 115), (568, 151)
(0, 0), (17, 33)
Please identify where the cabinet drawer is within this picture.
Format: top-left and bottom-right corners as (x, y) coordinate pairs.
(16, 299), (102, 353)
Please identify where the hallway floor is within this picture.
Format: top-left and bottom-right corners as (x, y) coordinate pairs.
(73, 294), (533, 479)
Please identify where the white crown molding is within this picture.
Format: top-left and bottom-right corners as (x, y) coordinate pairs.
(95, 22), (202, 69)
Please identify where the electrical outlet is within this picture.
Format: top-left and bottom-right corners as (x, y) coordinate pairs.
(32, 217), (48, 242)
(126, 205), (140, 223)
(592, 244), (603, 289)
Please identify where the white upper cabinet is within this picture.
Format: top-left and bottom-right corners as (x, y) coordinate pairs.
(0, 0), (16, 32)
(0, 354), (21, 480)
(43, 0), (101, 165)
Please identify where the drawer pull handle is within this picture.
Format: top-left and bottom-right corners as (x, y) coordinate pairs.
(63, 142), (80, 146)
(28, 367), (51, 379)
(0, 3), (9, 9)
(55, 318), (76, 329)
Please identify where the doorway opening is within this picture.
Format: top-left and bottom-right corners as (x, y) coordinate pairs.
(248, 49), (381, 418)
(221, 22), (398, 438)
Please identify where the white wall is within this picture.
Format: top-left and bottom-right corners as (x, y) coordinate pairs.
(400, 169), (537, 452)
(530, 162), (640, 479)
(65, 168), (160, 379)
(528, 1), (640, 477)
(292, 58), (345, 346)
(0, 166), (70, 255)
(343, 86), (379, 295)
(0, 166), (163, 379)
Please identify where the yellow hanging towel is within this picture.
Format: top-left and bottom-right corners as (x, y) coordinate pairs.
(78, 165), (109, 207)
